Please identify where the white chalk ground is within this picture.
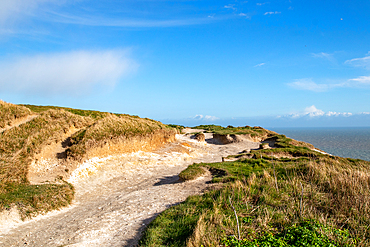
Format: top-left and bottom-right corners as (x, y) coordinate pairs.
(0, 131), (260, 247)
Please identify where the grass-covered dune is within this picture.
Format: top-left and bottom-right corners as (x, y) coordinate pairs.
(0, 101), (176, 219)
(140, 125), (370, 247)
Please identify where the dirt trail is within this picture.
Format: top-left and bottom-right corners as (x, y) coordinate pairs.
(0, 115), (38, 134)
(0, 130), (260, 247)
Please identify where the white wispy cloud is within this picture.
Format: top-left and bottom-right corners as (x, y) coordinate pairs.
(348, 76), (370, 86)
(0, 0), (59, 25)
(0, 1), (218, 32)
(287, 79), (344, 92)
(254, 63), (266, 67)
(345, 54), (370, 70)
(312, 52), (335, 62)
(256, 3), (266, 6)
(45, 10), (214, 28)
(0, 50), (138, 96)
(264, 11), (281, 15)
(285, 105), (353, 119)
(193, 114), (219, 121)
(224, 4), (237, 11)
(288, 76), (370, 92)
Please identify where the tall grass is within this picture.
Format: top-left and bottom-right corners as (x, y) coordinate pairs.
(140, 148), (370, 246)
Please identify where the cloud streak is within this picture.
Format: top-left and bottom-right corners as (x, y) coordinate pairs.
(44, 8), (216, 28)
(283, 105), (353, 119)
(264, 11), (281, 15)
(288, 76), (370, 92)
(193, 114), (219, 121)
(345, 54), (370, 70)
(287, 79), (344, 92)
(254, 63), (266, 67)
(0, 50), (138, 96)
(312, 52), (336, 63)
(0, 0), (59, 25)
(0, 0), (219, 32)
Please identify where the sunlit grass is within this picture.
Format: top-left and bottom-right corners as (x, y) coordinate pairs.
(140, 136), (370, 246)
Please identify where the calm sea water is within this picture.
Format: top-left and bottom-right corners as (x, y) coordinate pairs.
(270, 127), (370, 161)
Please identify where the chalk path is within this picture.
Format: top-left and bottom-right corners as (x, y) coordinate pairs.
(0, 131), (259, 247)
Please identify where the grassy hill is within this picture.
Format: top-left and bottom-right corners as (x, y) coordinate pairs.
(139, 125), (370, 246)
(0, 101), (176, 219)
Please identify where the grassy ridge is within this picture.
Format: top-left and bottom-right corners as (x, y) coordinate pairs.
(0, 109), (94, 218)
(0, 110), (93, 187)
(140, 129), (370, 246)
(193, 124), (274, 138)
(66, 114), (172, 160)
(0, 102), (175, 219)
(0, 101), (32, 128)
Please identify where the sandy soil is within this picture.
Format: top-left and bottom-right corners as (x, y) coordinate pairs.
(0, 130), (260, 247)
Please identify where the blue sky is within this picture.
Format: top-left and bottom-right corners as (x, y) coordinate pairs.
(0, 0), (369, 127)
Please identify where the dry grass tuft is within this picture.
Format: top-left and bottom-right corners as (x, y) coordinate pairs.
(0, 109), (93, 191)
(66, 114), (175, 161)
(0, 100), (32, 129)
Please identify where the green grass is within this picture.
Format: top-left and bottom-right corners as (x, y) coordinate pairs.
(222, 220), (355, 246)
(21, 104), (112, 119)
(193, 125), (273, 137)
(0, 182), (74, 219)
(140, 144), (370, 246)
(139, 193), (215, 247)
(167, 124), (185, 132)
(179, 164), (206, 181)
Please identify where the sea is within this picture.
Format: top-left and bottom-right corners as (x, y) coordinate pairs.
(270, 127), (370, 161)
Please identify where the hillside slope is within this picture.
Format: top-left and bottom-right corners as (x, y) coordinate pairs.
(0, 101), (176, 219)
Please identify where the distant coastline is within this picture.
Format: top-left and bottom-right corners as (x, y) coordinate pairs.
(271, 127), (370, 161)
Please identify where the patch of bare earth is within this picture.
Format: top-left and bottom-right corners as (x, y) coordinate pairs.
(27, 126), (82, 184)
(0, 130), (261, 247)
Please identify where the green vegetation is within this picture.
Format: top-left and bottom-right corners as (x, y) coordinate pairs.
(0, 101), (176, 219)
(140, 131), (369, 246)
(0, 109), (93, 217)
(179, 164), (206, 181)
(221, 220), (355, 246)
(0, 182), (74, 219)
(22, 104), (113, 119)
(193, 125), (274, 138)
